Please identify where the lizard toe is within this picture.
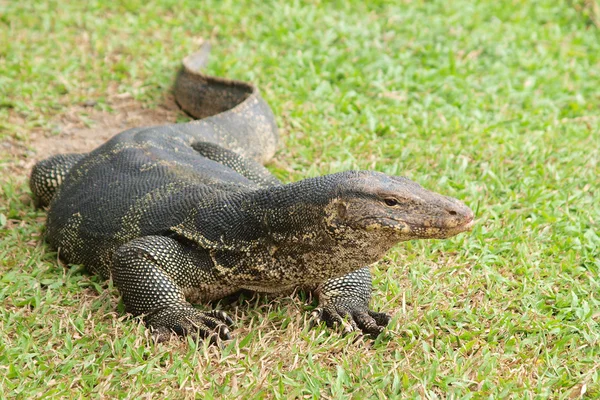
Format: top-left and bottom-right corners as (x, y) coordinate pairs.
(205, 325), (232, 346)
(150, 325), (173, 343)
(308, 302), (390, 337)
(308, 308), (324, 330)
(146, 307), (234, 344)
(186, 315), (233, 344)
(368, 310), (391, 327)
(352, 310), (385, 336)
(205, 310), (235, 327)
(309, 305), (359, 335)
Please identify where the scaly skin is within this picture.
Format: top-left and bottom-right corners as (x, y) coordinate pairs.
(30, 44), (474, 343)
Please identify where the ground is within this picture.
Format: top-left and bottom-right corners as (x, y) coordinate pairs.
(1, 0), (599, 398)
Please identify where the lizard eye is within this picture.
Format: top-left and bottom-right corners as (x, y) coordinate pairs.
(384, 198), (399, 207)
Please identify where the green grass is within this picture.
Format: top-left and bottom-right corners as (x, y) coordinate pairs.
(1, 0), (600, 398)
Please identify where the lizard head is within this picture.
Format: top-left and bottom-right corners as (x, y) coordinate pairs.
(325, 171), (474, 241)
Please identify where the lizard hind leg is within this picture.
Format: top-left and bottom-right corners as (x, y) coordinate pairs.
(191, 141), (281, 188)
(29, 153), (86, 207)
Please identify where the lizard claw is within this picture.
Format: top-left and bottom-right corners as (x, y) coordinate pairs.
(309, 307), (354, 333)
(309, 304), (390, 336)
(205, 309), (235, 327)
(147, 307), (234, 345)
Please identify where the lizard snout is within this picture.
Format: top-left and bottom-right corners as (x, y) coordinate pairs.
(445, 204), (475, 233)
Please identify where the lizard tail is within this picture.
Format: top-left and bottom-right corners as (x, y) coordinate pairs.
(173, 42), (279, 164)
(30, 153), (86, 207)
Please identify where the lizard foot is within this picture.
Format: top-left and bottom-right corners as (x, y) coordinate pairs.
(147, 307), (234, 344)
(309, 303), (391, 336)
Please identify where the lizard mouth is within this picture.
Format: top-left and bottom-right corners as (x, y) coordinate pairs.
(357, 215), (475, 239)
(462, 218), (475, 231)
(438, 217), (475, 238)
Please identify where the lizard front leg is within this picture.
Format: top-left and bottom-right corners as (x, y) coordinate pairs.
(310, 267), (391, 336)
(112, 235), (233, 343)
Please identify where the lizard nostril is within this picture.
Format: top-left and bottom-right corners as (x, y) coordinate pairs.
(448, 210), (457, 216)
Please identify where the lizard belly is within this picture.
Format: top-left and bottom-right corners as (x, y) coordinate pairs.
(183, 284), (240, 303)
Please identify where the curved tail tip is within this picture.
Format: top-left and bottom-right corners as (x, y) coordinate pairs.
(182, 41), (212, 73)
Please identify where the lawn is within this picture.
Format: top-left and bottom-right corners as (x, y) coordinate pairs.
(1, 0), (599, 398)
